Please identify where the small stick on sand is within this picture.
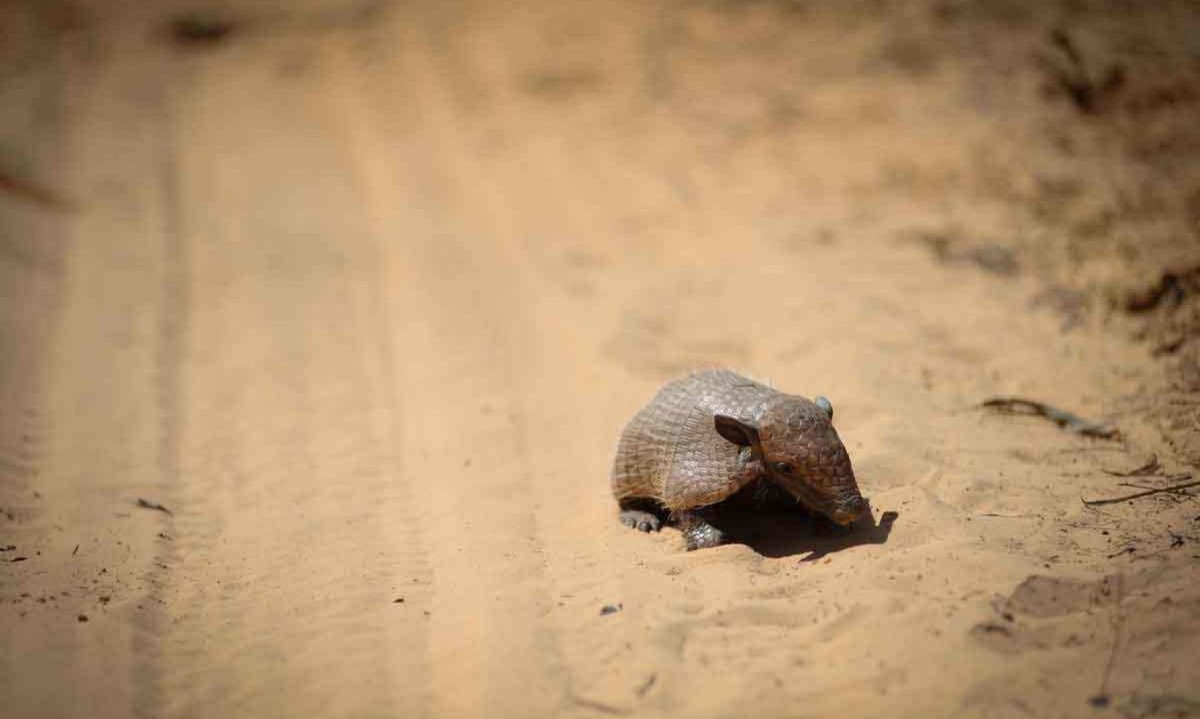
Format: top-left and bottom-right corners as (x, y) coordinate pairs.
(981, 397), (1120, 439)
(1081, 476), (1198, 506)
(135, 498), (173, 516)
(1102, 455), (1160, 477)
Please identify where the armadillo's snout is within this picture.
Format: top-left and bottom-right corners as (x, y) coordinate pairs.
(828, 494), (867, 526)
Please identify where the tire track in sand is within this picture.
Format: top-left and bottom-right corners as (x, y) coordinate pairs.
(138, 33), (433, 718)
(2, 19), (183, 716)
(326, 12), (576, 716)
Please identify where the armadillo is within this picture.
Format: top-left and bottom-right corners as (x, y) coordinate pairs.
(611, 369), (866, 550)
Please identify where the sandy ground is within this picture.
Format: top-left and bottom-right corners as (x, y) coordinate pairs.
(2, 1), (1199, 717)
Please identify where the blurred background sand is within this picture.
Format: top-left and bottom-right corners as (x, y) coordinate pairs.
(1, 1), (1198, 717)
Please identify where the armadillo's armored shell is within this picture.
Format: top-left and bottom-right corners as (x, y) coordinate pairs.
(611, 370), (777, 511)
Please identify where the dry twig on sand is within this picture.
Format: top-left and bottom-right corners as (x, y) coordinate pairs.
(981, 397), (1120, 439)
(135, 498), (174, 516)
(1102, 455), (1160, 477)
(1081, 476), (1198, 506)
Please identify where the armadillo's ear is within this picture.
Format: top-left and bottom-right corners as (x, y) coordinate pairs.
(714, 415), (760, 447)
(815, 396), (833, 420)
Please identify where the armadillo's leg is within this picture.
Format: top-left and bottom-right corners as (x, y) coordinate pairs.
(618, 498), (663, 532)
(677, 510), (725, 551)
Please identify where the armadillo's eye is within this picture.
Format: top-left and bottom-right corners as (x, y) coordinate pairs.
(772, 462), (794, 475)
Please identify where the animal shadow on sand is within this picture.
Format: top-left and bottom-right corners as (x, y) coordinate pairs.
(713, 505), (898, 559)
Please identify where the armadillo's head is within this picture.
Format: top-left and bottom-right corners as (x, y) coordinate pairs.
(714, 394), (866, 526)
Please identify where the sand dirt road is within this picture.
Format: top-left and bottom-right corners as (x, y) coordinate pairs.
(2, 1), (1199, 717)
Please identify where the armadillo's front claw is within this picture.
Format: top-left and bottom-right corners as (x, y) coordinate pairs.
(620, 509), (661, 533)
